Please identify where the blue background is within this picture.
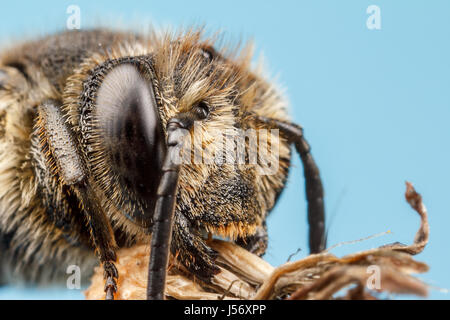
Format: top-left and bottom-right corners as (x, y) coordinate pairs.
(0, 0), (449, 299)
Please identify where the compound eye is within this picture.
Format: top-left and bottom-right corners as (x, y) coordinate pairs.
(94, 63), (165, 229)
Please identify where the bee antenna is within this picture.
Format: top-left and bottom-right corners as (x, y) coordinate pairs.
(255, 116), (326, 254)
(147, 107), (209, 300)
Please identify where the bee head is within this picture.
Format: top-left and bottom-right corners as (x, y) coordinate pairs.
(65, 30), (290, 239)
(145, 32), (291, 240)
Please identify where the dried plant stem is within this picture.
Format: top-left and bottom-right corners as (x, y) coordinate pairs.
(85, 182), (432, 300)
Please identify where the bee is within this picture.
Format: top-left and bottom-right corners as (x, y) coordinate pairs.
(0, 28), (325, 299)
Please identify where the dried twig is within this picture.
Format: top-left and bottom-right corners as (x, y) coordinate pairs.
(85, 182), (431, 300)
(379, 181), (429, 255)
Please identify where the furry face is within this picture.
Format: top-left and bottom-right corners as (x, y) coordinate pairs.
(0, 28), (324, 299)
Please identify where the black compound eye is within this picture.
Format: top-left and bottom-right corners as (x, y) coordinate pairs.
(194, 101), (210, 119)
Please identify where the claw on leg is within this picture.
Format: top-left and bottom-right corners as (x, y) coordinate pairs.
(103, 261), (118, 300)
(171, 212), (220, 281)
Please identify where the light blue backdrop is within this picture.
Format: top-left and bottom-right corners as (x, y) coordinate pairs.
(0, 0), (448, 299)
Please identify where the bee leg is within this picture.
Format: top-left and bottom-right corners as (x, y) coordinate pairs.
(37, 101), (118, 300)
(171, 211), (220, 278)
(256, 116), (326, 253)
(236, 222), (268, 256)
(75, 184), (118, 300)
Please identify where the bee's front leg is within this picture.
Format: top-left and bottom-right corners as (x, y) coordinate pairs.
(37, 100), (118, 300)
(75, 183), (118, 300)
(236, 222), (268, 257)
(171, 211), (220, 279)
